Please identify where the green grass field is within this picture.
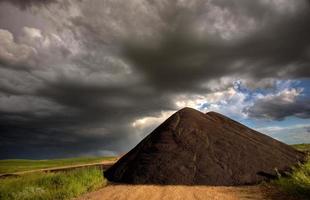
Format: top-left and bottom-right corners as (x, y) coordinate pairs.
(273, 143), (310, 199)
(0, 157), (114, 200)
(291, 143), (310, 152)
(0, 157), (116, 174)
(0, 167), (105, 200)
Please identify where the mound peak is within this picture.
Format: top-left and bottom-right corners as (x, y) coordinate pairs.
(173, 106), (204, 118)
(105, 108), (305, 185)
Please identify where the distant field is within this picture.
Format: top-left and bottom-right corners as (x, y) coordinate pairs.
(0, 157), (116, 174)
(291, 143), (310, 152)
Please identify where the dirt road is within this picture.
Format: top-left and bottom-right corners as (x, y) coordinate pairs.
(76, 184), (292, 200)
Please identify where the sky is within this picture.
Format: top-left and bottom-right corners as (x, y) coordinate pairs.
(0, 0), (309, 159)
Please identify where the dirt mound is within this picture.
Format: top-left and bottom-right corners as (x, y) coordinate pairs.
(104, 107), (305, 185)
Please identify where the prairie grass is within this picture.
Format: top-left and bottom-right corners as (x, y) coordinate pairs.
(292, 143), (310, 152)
(0, 167), (105, 200)
(0, 157), (115, 174)
(273, 155), (310, 199)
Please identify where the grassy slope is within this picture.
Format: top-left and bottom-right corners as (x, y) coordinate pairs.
(0, 167), (105, 200)
(272, 144), (310, 199)
(0, 157), (116, 174)
(291, 143), (310, 152)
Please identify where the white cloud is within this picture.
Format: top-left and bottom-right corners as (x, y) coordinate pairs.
(258, 88), (302, 103)
(174, 86), (248, 118)
(0, 29), (35, 65)
(244, 86), (308, 120)
(257, 124), (309, 133)
(132, 110), (175, 130)
(23, 27), (43, 39)
(174, 81), (306, 121)
(256, 123), (310, 144)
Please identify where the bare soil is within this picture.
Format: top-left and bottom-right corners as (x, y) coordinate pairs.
(76, 184), (296, 200)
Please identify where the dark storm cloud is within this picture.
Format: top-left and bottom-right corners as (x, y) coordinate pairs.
(0, 68), (178, 158)
(0, 92), (153, 159)
(0, 123), (126, 159)
(37, 79), (176, 123)
(245, 97), (310, 120)
(0, 0), (57, 9)
(122, 0), (310, 91)
(1, 0), (310, 158)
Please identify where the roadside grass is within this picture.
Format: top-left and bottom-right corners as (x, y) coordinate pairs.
(292, 143), (310, 152)
(0, 157), (116, 174)
(0, 167), (106, 200)
(272, 145), (310, 199)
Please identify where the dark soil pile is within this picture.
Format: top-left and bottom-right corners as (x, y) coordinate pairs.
(104, 107), (305, 185)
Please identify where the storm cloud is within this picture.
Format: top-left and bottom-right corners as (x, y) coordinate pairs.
(0, 0), (57, 9)
(0, 0), (309, 159)
(245, 88), (310, 120)
(121, 0), (310, 91)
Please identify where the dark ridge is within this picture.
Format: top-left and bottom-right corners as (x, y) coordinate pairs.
(104, 108), (305, 185)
